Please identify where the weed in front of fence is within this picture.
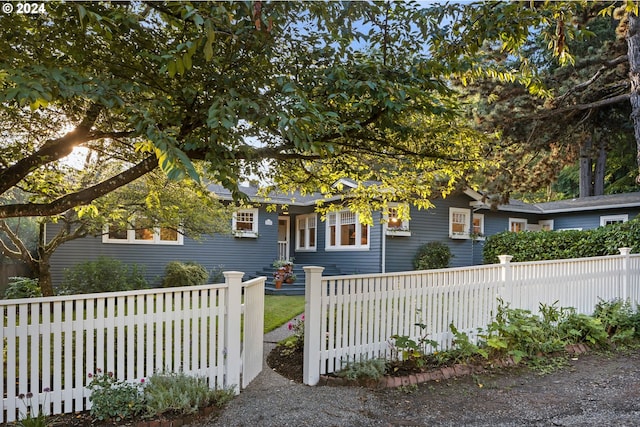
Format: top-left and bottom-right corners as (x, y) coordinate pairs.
(279, 315), (305, 357)
(83, 369), (236, 425)
(87, 370), (146, 422)
(17, 389), (50, 427)
(315, 298), (640, 382)
(143, 372), (235, 418)
(335, 358), (387, 382)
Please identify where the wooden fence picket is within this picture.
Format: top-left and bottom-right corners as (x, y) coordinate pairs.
(303, 250), (640, 385)
(0, 274), (265, 423)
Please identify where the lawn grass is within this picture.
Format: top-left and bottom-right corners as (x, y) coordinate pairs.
(264, 295), (305, 333)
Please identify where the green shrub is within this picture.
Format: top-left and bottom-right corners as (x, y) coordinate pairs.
(161, 261), (209, 288)
(4, 277), (41, 299)
(413, 241), (452, 270)
(59, 257), (148, 295)
(557, 311), (608, 347)
(336, 357), (387, 381)
(144, 372), (234, 418)
(594, 299), (640, 344)
(483, 216), (640, 263)
(87, 370), (145, 422)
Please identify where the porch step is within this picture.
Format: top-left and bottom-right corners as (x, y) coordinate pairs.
(255, 264), (343, 295)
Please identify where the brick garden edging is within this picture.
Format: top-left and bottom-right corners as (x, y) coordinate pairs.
(318, 344), (590, 389)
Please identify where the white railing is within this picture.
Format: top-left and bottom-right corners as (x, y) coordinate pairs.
(0, 272), (265, 423)
(303, 249), (640, 385)
(278, 241), (288, 261)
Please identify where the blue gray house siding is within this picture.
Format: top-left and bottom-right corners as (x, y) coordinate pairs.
(47, 190), (640, 287)
(47, 207), (283, 287)
(289, 207), (383, 275)
(541, 208), (640, 230)
(384, 194), (480, 272)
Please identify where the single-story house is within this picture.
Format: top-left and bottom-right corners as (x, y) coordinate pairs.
(47, 184), (640, 292)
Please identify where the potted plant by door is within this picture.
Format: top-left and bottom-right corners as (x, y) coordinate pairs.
(273, 267), (286, 289)
(285, 274), (296, 284)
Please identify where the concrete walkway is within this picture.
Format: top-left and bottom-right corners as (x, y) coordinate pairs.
(206, 316), (379, 427)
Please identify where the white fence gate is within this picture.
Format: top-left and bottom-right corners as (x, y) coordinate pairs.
(303, 249), (640, 385)
(0, 271), (265, 423)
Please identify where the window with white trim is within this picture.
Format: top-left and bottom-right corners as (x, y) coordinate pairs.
(296, 214), (317, 251)
(326, 210), (369, 250)
(538, 220), (554, 231)
(385, 203), (411, 236)
(472, 213), (484, 239)
(509, 218), (527, 232)
(600, 214), (628, 226)
(103, 219), (183, 245)
(449, 207), (470, 239)
(232, 208), (259, 237)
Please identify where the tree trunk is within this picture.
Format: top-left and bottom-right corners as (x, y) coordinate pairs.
(36, 222), (55, 296)
(626, 13), (640, 185)
(36, 257), (54, 297)
(594, 138), (606, 196)
(579, 135), (593, 197)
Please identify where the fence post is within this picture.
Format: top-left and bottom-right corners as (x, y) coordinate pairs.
(619, 248), (631, 301)
(223, 271), (244, 395)
(497, 255), (513, 305)
(303, 266), (325, 386)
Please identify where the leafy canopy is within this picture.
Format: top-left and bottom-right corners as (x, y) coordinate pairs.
(0, 1), (492, 224)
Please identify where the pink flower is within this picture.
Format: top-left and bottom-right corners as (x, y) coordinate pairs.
(301, 314), (305, 321)
(140, 378), (145, 383)
(288, 322), (293, 330)
(87, 373), (93, 378)
(108, 372), (113, 377)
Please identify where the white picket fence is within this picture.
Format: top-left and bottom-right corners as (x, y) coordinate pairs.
(0, 272), (265, 423)
(302, 249), (640, 385)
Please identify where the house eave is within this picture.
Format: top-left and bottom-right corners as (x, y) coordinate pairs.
(535, 202), (640, 214)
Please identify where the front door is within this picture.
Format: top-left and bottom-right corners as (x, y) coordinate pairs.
(278, 216), (290, 260)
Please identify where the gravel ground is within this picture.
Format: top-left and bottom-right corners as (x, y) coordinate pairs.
(204, 323), (640, 427)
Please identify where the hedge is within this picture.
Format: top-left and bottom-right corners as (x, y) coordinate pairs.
(483, 216), (640, 264)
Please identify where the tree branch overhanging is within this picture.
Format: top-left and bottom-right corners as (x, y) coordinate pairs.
(0, 104), (105, 196)
(0, 156), (159, 219)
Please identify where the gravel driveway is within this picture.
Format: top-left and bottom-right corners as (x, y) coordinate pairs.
(204, 325), (640, 427)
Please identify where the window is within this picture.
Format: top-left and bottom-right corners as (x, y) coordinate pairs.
(600, 214), (628, 227)
(538, 220), (554, 231)
(385, 204), (411, 236)
(449, 208), (470, 239)
(232, 208), (259, 237)
(134, 217), (155, 242)
(509, 218), (527, 232)
(326, 210), (369, 250)
(472, 213), (484, 239)
(296, 214), (317, 251)
(103, 219), (183, 245)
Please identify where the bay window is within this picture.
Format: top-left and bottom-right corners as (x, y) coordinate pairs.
(326, 210), (369, 250)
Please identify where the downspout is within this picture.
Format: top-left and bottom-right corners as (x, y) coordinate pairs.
(381, 222), (387, 273)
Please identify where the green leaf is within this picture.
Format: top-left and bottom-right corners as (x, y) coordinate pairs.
(167, 60), (177, 78)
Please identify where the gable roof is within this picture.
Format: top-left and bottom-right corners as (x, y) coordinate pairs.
(533, 192), (640, 214)
(207, 183), (320, 206)
(208, 182), (640, 215)
(471, 191), (640, 214)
